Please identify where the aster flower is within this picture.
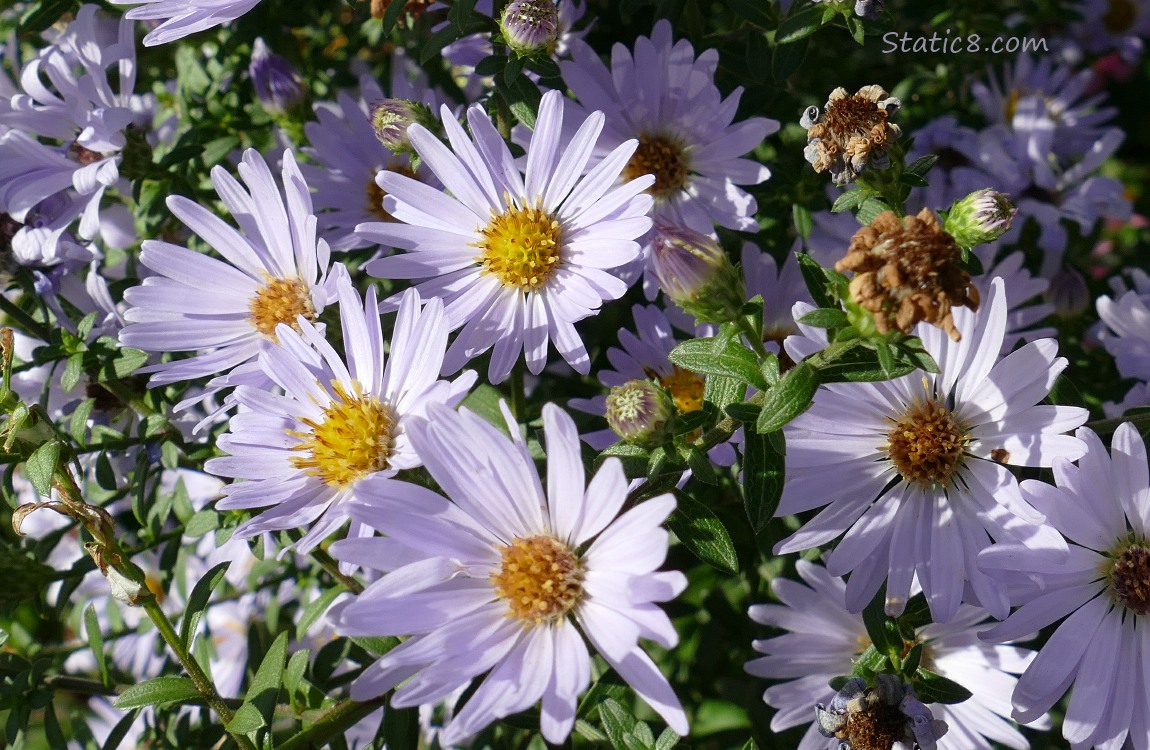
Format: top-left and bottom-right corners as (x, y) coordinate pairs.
(110, 0), (262, 46)
(801, 85), (901, 187)
(0, 6), (149, 241)
(743, 241), (812, 368)
(774, 277), (1087, 623)
(979, 422), (1150, 750)
(301, 54), (443, 251)
(119, 148), (333, 394)
(836, 208), (979, 341)
(560, 19), (778, 236)
(1096, 281), (1150, 383)
(745, 560), (1049, 750)
(358, 89), (654, 382)
(329, 402), (688, 744)
(206, 273), (474, 552)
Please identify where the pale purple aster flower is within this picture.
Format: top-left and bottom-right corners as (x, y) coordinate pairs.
(110, 0), (262, 46)
(205, 275), (475, 552)
(743, 241), (812, 362)
(329, 402), (688, 744)
(1061, 0), (1150, 62)
(358, 89), (654, 382)
(774, 277), (1087, 623)
(1096, 281), (1150, 383)
(980, 422), (1150, 750)
(973, 247), (1055, 353)
(559, 19), (778, 238)
(119, 148), (334, 395)
(745, 560), (1049, 750)
(0, 6), (149, 241)
(248, 38), (305, 116)
(300, 55), (443, 251)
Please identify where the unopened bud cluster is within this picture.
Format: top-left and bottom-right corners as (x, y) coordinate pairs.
(605, 380), (674, 447)
(649, 221), (745, 324)
(248, 38), (307, 117)
(369, 99), (436, 155)
(500, 0), (560, 56)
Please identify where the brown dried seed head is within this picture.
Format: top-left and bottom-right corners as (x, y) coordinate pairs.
(837, 208), (978, 340)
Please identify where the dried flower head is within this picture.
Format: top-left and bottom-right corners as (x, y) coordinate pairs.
(815, 675), (948, 750)
(836, 208), (979, 340)
(801, 85), (901, 186)
(367, 0), (433, 21)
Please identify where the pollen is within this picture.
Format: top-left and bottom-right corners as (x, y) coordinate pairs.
(623, 132), (691, 200)
(476, 202), (563, 292)
(884, 391), (970, 489)
(249, 276), (317, 341)
(290, 381), (396, 488)
(1108, 542), (1150, 615)
(651, 365), (705, 414)
(491, 535), (585, 626)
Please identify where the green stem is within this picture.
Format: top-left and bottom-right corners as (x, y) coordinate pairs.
(0, 293), (51, 342)
(509, 359), (527, 423)
(311, 546), (365, 595)
(278, 697), (389, 750)
(736, 317), (771, 361)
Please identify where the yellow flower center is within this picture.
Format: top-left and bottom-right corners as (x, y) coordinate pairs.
(476, 202), (563, 292)
(366, 165), (416, 222)
(652, 365), (705, 414)
(1107, 541), (1150, 615)
(884, 390), (970, 489)
(623, 133), (691, 200)
(491, 535), (585, 625)
(289, 381), (396, 488)
(249, 276), (317, 342)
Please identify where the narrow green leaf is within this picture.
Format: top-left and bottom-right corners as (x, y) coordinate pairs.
(831, 188), (865, 213)
(459, 384), (509, 433)
(668, 338), (768, 390)
(905, 154), (939, 178)
(812, 340), (916, 383)
(729, 0), (772, 25)
(18, 0), (78, 33)
(473, 54), (507, 77)
(85, 605), (108, 686)
(43, 703), (66, 749)
(380, 0), (408, 33)
(755, 362), (818, 433)
(296, 586), (344, 637)
(796, 308), (848, 329)
(899, 172), (930, 187)
(247, 631), (289, 724)
(596, 442), (650, 477)
(69, 397), (95, 445)
(503, 73), (542, 128)
(599, 698), (640, 750)
(61, 354), (84, 393)
(108, 348), (149, 380)
(913, 668), (973, 704)
(24, 441), (61, 497)
(184, 509), (219, 538)
(283, 649), (310, 696)
(227, 703), (265, 734)
(725, 401), (761, 424)
(856, 197), (892, 226)
(655, 727), (679, 750)
(775, 5), (823, 44)
(666, 493), (739, 574)
(771, 36), (807, 82)
(180, 561), (230, 650)
(792, 203), (812, 240)
(113, 676), (201, 709)
(681, 445), (718, 486)
(100, 709), (141, 750)
(201, 136), (240, 167)
(847, 15), (866, 44)
(795, 252), (836, 309)
(862, 588), (901, 658)
(741, 425), (784, 533)
(383, 705), (419, 750)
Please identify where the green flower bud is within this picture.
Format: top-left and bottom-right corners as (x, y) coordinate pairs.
(649, 220), (745, 324)
(605, 380), (675, 447)
(500, 0), (560, 57)
(943, 189), (1016, 248)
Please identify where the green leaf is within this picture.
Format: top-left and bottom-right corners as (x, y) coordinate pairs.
(18, 0), (78, 33)
(599, 698), (653, 750)
(113, 676), (201, 709)
(69, 397), (95, 445)
(792, 203), (812, 240)
(741, 426), (784, 533)
(201, 136), (240, 167)
(729, 0), (772, 25)
(655, 727), (679, 750)
(862, 589), (901, 659)
(831, 188), (865, 213)
(61, 354), (84, 393)
(421, 23), (466, 64)
(247, 631), (289, 722)
(85, 605), (109, 686)
(668, 338), (769, 391)
(503, 73), (542, 128)
(775, 5), (823, 44)
(846, 15), (866, 44)
(174, 47), (211, 100)
(459, 384), (509, 433)
(100, 709), (141, 750)
(107, 348), (149, 380)
(380, 0), (408, 32)
(771, 36), (807, 82)
(227, 703), (265, 735)
(597, 442), (650, 477)
(913, 668), (973, 704)
(796, 308), (848, 329)
(725, 401), (761, 424)
(795, 252), (837, 310)
(666, 493), (739, 574)
(755, 362), (818, 433)
(899, 172), (930, 187)
(184, 509), (218, 538)
(905, 154), (939, 178)
(856, 197), (892, 225)
(296, 586), (344, 637)
(180, 561), (230, 650)
(741, 741), (760, 750)
(704, 372), (744, 415)
(813, 340), (916, 383)
(850, 644), (889, 677)
(43, 703), (65, 749)
(473, 54), (507, 77)
(283, 648), (310, 696)
(383, 706), (419, 750)
(681, 445), (718, 486)
(24, 441), (61, 497)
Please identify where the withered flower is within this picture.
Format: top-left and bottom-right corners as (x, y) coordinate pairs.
(801, 85), (901, 186)
(836, 208), (979, 340)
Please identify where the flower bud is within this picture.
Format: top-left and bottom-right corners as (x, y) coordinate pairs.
(1047, 266), (1090, 318)
(500, 0), (560, 56)
(605, 380), (674, 447)
(369, 99), (435, 155)
(249, 38), (307, 116)
(649, 221), (745, 324)
(943, 189), (1016, 248)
